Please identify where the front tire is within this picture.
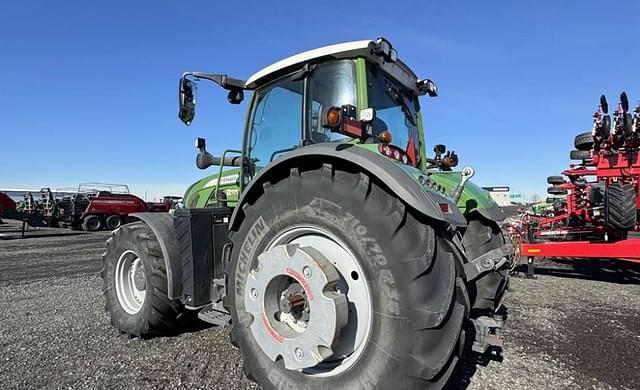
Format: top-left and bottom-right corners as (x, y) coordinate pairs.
(225, 164), (469, 389)
(101, 221), (189, 337)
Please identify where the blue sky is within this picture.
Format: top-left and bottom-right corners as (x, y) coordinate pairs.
(1, 1), (639, 200)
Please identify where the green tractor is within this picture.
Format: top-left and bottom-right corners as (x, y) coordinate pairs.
(101, 38), (511, 389)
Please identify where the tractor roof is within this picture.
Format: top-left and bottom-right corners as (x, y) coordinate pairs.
(245, 39), (418, 90)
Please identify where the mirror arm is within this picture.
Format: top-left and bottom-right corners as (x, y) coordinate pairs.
(184, 72), (246, 91)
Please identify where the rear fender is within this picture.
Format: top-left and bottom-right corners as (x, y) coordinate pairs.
(229, 143), (467, 232)
(129, 212), (182, 300)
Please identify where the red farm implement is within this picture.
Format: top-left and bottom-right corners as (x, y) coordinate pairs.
(509, 92), (640, 276)
(42, 183), (170, 231)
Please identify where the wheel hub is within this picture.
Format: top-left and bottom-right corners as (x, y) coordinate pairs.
(245, 244), (347, 370)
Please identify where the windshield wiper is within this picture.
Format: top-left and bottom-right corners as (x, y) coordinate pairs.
(384, 83), (417, 127)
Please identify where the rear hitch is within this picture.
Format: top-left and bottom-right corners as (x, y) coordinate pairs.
(471, 315), (504, 354)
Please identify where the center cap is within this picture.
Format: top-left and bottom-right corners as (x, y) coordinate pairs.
(244, 244), (347, 370)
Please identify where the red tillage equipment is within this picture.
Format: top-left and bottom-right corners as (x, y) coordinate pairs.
(515, 92), (640, 275)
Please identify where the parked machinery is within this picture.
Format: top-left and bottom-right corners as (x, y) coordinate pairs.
(512, 93), (640, 275)
(43, 183), (171, 231)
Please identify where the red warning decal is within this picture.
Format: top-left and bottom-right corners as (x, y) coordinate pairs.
(261, 313), (283, 343)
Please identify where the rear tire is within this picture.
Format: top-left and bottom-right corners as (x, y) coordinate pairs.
(225, 164), (469, 389)
(605, 183), (637, 231)
(101, 221), (190, 337)
(462, 213), (509, 315)
(82, 215), (103, 231)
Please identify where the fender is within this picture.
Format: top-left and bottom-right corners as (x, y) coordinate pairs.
(229, 143), (467, 231)
(130, 212), (182, 300)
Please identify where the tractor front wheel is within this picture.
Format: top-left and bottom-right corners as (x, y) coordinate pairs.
(226, 164), (468, 389)
(101, 221), (190, 337)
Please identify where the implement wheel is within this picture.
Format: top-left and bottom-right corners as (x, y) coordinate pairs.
(82, 215), (103, 231)
(226, 164), (469, 389)
(570, 149), (591, 161)
(548, 186), (568, 195)
(546, 175), (565, 185)
(101, 221), (190, 337)
(574, 132), (594, 151)
(605, 183), (637, 231)
(105, 215), (122, 230)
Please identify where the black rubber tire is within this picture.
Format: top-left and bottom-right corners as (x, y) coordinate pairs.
(570, 149), (591, 160)
(574, 132), (594, 151)
(225, 163), (469, 390)
(82, 215), (103, 231)
(462, 213), (509, 315)
(105, 215), (122, 230)
(605, 183), (637, 231)
(101, 221), (190, 337)
(547, 175), (565, 185)
(547, 186), (568, 195)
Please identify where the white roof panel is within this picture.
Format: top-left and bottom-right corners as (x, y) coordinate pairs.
(246, 40), (374, 88)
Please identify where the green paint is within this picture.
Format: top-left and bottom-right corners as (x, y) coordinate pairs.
(416, 110), (427, 172)
(354, 58), (368, 111)
(428, 172), (495, 213)
(184, 169), (241, 208)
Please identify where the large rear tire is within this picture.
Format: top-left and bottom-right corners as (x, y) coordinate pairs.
(225, 164), (469, 389)
(462, 213), (509, 315)
(101, 221), (190, 337)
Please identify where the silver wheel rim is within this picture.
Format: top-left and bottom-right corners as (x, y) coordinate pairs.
(115, 250), (146, 314)
(265, 225), (372, 377)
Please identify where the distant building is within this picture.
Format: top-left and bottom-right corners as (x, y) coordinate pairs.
(482, 186), (512, 207)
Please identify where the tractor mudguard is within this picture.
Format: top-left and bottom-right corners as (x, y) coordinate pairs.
(229, 143), (467, 231)
(429, 171), (507, 222)
(129, 212), (182, 300)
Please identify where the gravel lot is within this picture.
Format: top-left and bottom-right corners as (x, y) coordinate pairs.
(1, 220), (638, 389)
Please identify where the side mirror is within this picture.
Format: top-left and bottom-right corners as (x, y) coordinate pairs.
(417, 79), (438, 97)
(179, 78), (197, 125)
(434, 144), (446, 154)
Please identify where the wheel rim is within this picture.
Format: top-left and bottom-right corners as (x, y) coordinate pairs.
(115, 250), (146, 314)
(251, 225), (372, 377)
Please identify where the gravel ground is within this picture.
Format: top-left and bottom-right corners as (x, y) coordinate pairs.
(1, 220), (639, 389)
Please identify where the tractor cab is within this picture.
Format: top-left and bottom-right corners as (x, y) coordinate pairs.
(177, 38), (474, 210)
(179, 39), (438, 181)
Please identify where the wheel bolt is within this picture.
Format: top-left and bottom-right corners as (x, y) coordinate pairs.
(250, 288), (258, 299)
(302, 266), (312, 278)
(294, 347), (304, 360)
